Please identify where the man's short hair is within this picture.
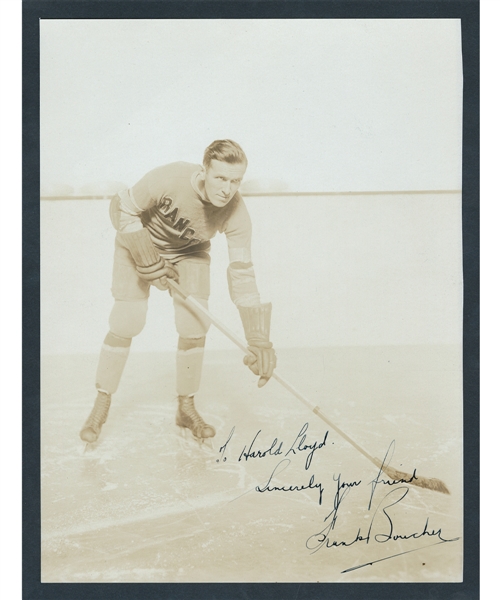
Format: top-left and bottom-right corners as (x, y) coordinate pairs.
(203, 139), (247, 169)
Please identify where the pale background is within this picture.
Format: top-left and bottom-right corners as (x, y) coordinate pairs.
(41, 19), (462, 192)
(40, 19), (463, 356)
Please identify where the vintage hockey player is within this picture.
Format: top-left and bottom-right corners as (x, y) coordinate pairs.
(80, 140), (277, 444)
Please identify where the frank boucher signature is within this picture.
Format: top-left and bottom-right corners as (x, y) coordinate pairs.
(218, 425), (459, 571)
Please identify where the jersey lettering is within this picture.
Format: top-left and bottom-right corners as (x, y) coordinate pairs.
(173, 217), (191, 232)
(180, 227), (200, 244)
(158, 196), (173, 215)
(165, 207), (178, 223)
(156, 199), (201, 245)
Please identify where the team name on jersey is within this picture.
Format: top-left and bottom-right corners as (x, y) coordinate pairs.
(157, 196), (201, 245)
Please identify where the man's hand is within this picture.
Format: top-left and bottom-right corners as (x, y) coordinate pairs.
(136, 259), (179, 291)
(243, 341), (277, 387)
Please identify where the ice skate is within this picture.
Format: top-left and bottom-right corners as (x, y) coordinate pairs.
(80, 391), (111, 443)
(176, 395), (215, 446)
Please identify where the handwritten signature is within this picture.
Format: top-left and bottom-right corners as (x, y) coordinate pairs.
(218, 425), (459, 569)
(306, 481), (457, 552)
(305, 443), (459, 565)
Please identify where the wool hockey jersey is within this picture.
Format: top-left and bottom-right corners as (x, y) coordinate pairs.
(111, 161), (253, 265)
(110, 161), (260, 306)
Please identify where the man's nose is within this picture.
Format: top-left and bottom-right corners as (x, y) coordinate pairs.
(222, 181), (231, 195)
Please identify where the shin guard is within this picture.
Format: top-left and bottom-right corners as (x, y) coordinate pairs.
(176, 337), (205, 397)
(95, 331), (132, 395)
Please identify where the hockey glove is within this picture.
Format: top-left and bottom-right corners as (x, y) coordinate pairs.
(136, 260), (179, 291)
(238, 303), (277, 387)
(119, 228), (179, 291)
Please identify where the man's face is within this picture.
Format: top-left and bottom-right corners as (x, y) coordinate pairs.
(202, 159), (247, 207)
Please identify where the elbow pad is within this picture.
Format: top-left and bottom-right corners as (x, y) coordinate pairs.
(109, 193), (143, 233)
(227, 262), (261, 307)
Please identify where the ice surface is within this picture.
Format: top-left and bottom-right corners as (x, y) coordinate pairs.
(41, 346), (463, 582)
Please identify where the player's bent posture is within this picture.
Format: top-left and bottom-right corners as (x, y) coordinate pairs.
(80, 140), (277, 444)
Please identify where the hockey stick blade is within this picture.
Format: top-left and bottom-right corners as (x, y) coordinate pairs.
(374, 458), (450, 495)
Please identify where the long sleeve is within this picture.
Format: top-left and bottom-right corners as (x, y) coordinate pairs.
(109, 165), (166, 234)
(222, 197), (261, 307)
(109, 189), (144, 233)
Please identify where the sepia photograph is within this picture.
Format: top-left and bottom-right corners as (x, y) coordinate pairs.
(38, 14), (467, 587)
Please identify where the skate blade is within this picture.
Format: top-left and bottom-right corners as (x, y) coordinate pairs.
(80, 442), (94, 455)
(80, 443), (89, 455)
(80, 437), (100, 454)
(202, 437), (215, 451)
(176, 426), (215, 455)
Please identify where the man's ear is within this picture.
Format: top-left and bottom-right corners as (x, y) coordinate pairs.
(200, 166), (207, 180)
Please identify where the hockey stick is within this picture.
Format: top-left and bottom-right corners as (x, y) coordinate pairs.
(168, 279), (450, 495)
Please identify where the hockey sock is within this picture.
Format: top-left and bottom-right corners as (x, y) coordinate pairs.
(95, 331), (132, 395)
(176, 336), (205, 397)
